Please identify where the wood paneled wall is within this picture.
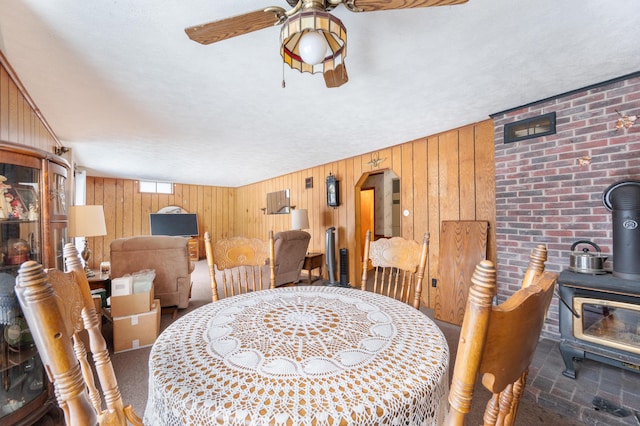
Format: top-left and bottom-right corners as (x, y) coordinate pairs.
(86, 119), (495, 310)
(85, 178), (236, 270)
(235, 120), (496, 309)
(0, 51), (61, 153)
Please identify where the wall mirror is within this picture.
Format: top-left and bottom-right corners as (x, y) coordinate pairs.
(266, 189), (291, 214)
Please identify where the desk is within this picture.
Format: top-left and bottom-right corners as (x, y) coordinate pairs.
(87, 271), (110, 296)
(144, 286), (449, 425)
(302, 252), (324, 284)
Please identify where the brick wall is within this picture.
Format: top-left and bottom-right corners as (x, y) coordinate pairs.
(492, 73), (640, 339)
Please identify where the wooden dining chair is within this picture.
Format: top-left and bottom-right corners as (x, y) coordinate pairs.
(205, 231), (276, 302)
(445, 245), (557, 426)
(360, 230), (429, 309)
(15, 243), (142, 426)
(520, 244), (549, 289)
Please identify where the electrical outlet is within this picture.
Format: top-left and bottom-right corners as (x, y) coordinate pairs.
(431, 278), (437, 288)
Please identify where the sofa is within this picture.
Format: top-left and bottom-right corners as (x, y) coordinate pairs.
(110, 235), (194, 309)
(272, 230), (311, 286)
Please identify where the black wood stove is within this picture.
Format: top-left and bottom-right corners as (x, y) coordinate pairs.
(558, 270), (640, 378)
(559, 180), (640, 379)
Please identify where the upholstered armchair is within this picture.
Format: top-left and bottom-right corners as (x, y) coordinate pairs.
(272, 230), (311, 286)
(110, 236), (194, 309)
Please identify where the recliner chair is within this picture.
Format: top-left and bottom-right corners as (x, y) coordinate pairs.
(272, 230), (311, 286)
(110, 235), (194, 310)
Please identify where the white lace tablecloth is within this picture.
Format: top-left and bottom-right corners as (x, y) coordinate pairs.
(144, 286), (449, 425)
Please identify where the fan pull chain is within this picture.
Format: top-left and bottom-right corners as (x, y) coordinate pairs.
(282, 62), (286, 88)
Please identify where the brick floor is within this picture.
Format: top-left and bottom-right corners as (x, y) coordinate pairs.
(526, 339), (640, 425)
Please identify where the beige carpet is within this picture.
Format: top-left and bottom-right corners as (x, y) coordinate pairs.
(106, 260), (583, 425)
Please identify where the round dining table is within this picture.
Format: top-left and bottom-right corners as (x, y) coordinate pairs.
(144, 286), (449, 425)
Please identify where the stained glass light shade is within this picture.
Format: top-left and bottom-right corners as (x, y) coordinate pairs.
(280, 9), (347, 75)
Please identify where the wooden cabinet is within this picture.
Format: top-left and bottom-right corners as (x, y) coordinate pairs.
(0, 143), (69, 424)
(302, 253), (324, 285)
(188, 237), (199, 261)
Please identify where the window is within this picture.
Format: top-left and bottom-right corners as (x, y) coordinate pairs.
(504, 112), (556, 144)
(139, 180), (173, 194)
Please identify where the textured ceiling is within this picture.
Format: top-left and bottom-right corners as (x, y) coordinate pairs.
(1, 0), (639, 187)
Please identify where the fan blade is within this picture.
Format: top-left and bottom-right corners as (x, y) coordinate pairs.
(349, 0), (467, 12)
(185, 9), (283, 45)
(324, 64), (348, 88)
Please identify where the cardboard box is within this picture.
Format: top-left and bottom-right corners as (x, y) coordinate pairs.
(109, 285), (154, 317)
(113, 299), (161, 353)
(111, 276), (133, 296)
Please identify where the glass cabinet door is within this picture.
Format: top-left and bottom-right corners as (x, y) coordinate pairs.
(48, 162), (67, 221)
(45, 161), (68, 270)
(0, 158), (41, 269)
(0, 156), (48, 421)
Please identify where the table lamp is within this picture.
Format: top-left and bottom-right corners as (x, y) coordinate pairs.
(291, 209), (310, 231)
(68, 205), (107, 277)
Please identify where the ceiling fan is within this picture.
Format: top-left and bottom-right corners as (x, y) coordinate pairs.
(185, 0), (467, 88)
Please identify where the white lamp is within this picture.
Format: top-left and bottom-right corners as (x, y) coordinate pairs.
(68, 205), (107, 277)
(291, 209), (310, 231)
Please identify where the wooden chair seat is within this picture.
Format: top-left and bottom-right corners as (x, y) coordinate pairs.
(15, 243), (142, 426)
(205, 231), (275, 301)
(445, 245), (557, 425)
(360, 230), (429, 309)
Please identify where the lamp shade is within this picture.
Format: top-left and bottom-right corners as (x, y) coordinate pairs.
(291, 209), (310, 230)
(68, 205), (107, 238)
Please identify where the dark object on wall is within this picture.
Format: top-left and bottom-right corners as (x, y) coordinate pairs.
(339, 248), (349, 286)
(326, 173), (340, 207)
(149, 213), (199, 237)
(504, 112), (556, 144)
(603, 180), (640, 280)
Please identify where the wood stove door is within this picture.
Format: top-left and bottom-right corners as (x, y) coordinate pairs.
(573, 298), (640, 356)
(558, 272), (640, 379)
